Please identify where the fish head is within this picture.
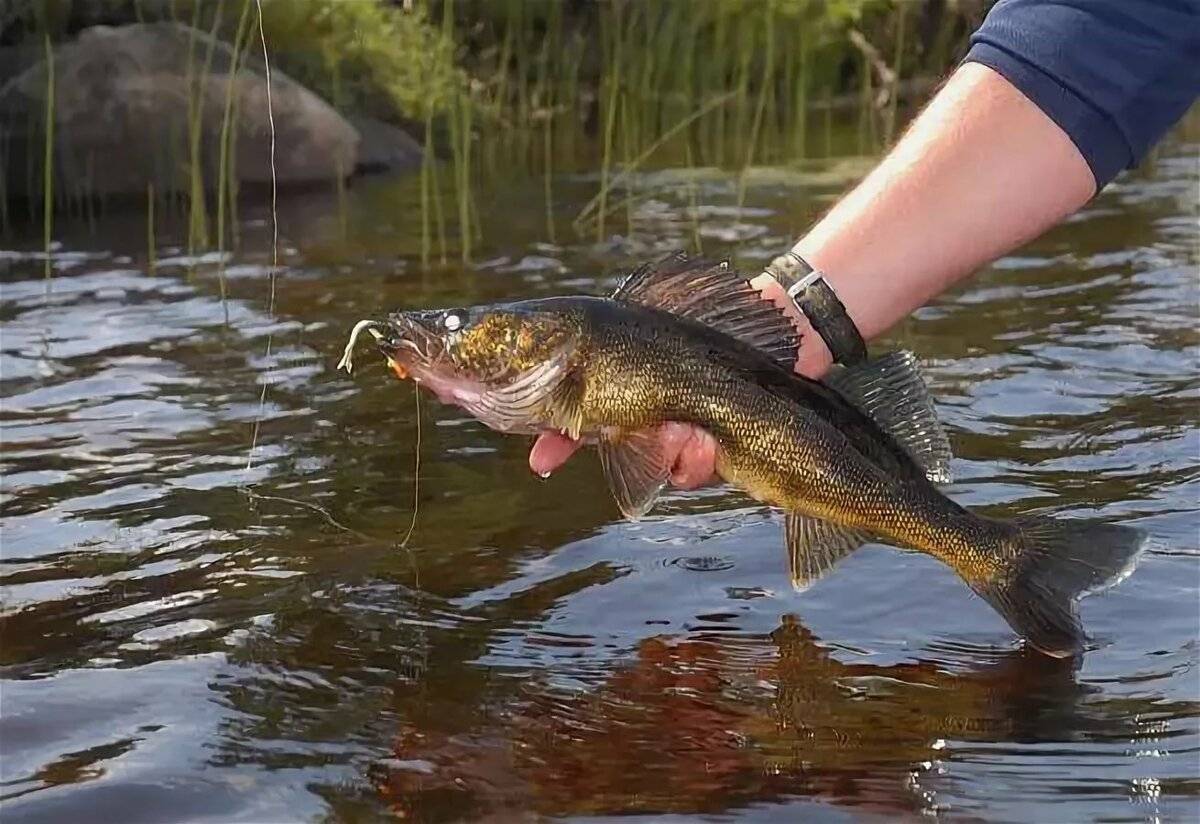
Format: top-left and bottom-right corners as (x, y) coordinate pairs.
(377, 303), (578, 432)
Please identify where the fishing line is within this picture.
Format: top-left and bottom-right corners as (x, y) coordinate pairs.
(234, 4), (425, 633)
(400, 381), (422, 551)
(400, 381), (428, 682)
(249, 492), (379, 543)
(244, 0), (278, 478)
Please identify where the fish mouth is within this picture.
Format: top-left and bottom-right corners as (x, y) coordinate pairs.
(375, 312), (488, 407)
(338, 310), (561, 433)
(378, 313), (446, 371)
(337, 314), (451, 374)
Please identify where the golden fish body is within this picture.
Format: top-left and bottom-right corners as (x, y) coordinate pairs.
(346, 255), (1146, 657)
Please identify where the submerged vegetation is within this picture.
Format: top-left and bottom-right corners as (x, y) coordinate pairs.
(2, 0), (988, 261)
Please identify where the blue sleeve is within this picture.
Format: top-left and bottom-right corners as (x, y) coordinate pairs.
(963, 0), (1200, 188)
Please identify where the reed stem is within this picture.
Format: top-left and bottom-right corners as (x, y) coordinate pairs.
(217, 0), (253, 322)
(41, 30), (54, 281)
(146, 181), (157, 276)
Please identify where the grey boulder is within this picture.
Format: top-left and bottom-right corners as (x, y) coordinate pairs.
(0, 22), (360, 200)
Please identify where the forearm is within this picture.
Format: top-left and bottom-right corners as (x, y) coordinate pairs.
(762, 62), (1095, 377)
(773, 0), (1200, 378)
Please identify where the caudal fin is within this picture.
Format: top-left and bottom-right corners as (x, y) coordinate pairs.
(975, 517), (1147, 657)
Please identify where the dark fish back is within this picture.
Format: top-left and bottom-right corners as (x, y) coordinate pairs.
(547, 295), (932, 484)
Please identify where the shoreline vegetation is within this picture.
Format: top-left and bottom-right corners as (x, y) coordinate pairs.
(1, 0), (990, 261)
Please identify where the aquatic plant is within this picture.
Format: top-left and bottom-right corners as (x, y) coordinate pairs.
(41, 28), (54, 279)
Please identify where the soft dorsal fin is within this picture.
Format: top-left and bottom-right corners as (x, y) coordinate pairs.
(824, 350), (953, 484)
(612, 252), (800, 369)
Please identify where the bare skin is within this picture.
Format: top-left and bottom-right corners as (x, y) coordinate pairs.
(530, 63), (1097, 484)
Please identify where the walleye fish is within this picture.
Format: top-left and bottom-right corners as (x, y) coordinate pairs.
(339, 254), (1146, 656)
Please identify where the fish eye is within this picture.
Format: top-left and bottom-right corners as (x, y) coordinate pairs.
(443, 311), (464, 331)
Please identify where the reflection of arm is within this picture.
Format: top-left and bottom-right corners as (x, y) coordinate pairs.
(769, 0), (1200, 378)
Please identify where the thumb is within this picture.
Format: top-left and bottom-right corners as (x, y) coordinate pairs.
(529, 432), (582, 477)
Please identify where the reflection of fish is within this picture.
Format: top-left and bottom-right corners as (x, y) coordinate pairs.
(373, 619), (1089, 820)
(340, 254), (1146, 656)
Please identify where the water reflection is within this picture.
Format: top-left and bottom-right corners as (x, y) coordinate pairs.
(371, 614), (1194, 820)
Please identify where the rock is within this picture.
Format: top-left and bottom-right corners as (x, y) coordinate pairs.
(0, 22), (360, 201)
(349, 115), (424, 175)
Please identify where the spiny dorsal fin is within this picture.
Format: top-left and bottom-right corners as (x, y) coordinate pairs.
(785, 512), (871, 591)
(612, 252), (800, 369)
(824, 350), (953, 484)
(598, 427), (672, 520)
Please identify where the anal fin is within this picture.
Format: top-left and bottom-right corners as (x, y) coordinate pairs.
(599, 427), (672, 520)
(824, 350), (953, 484)
(785, 513), (871, 591)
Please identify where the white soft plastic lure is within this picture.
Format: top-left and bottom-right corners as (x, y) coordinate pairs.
(337, 320), (385, 375)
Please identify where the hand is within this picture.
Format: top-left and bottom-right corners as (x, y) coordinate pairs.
(528, 274), (819, 486)
(530, 422), (719, 489)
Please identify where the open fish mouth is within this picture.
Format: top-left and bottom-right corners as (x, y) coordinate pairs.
(337, 316), (446, 377)
(337, 319), (415, 379)
(337, 316), (489, 408)
(338, 310), (572, 435)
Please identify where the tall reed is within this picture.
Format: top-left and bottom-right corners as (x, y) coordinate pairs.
(184, 1), (214, 261)
(738, 1), (776, 209)
(594, 1), (623, 243)
(885, 0), (909, 145)
(146, 181), (157, 276)
(216, 0), (254, 320)
(41, 29), (54, 281)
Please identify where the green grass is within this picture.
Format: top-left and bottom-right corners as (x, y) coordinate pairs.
(8, 0), (980, 263)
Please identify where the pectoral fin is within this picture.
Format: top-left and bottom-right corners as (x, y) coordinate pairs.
(785, 512), (871, 591)
(599, 428), (672, 520)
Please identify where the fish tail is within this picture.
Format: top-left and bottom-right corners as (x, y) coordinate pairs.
(972, 517), (1147, 658)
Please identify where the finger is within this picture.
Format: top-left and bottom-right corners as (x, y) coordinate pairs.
(748, 272), (831, 379)
(529, 432), (582, 476)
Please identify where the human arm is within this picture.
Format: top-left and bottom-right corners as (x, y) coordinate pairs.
(530, 0), (1199, 481)
(529, 62), (1095, 479)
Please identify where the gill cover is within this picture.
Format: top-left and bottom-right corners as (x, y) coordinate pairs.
(452, 306), (579, 434)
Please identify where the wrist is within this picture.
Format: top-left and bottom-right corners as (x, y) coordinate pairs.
(758, 241), (864, 378)
(751, 278), (835, 379)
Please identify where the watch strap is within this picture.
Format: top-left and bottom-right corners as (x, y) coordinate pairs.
(765, 251), (868, 366)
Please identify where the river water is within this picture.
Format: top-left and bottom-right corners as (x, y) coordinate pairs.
(1, 126), (1197, 822)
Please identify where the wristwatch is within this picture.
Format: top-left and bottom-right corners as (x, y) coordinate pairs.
(764, 250), (868, 366)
